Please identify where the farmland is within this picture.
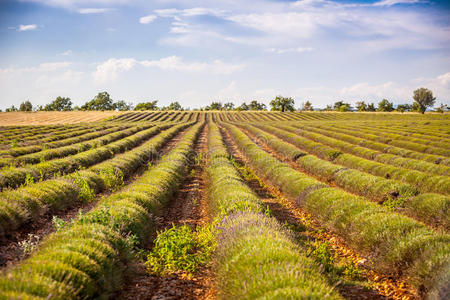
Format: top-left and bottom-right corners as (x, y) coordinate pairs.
(0, 111), (448, 299)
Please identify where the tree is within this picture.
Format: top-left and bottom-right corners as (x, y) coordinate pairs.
(356, 101), (367, 112)
(377, 99), (394, 112)
(436, 103), (448, 113)
(301, 101), (314, 111)
(206, 102), (223, 110)
(367, 103), (376, 111)
(44, 96), (72, 111)
(5, 105), (18, 112)
(237, 102), (249, 111)
(413, 87), (436, 114)
(324, 104), (333, 111)
(248, 100), (266, 111)
(81, 92), (115, 111)
(270, 96), (295, 112)
(115, 100), (132, 111)
(333, 101), (351, 112)
(396, 104), (411, 113)
(19, 100), (33, 112)
(223, 102), (235, 111)
(166, 101), (183, 111)
(135, 101), (158, 111)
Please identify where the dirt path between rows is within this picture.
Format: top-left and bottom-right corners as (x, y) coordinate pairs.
(219, 123), (417, 300)
(0, 126), (191, 270)
(116, 123), (215, 300)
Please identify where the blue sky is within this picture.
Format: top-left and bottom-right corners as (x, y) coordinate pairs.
(0, 0), (449, 109)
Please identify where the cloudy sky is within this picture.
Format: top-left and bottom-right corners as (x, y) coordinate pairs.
(0, 0), (449, 110)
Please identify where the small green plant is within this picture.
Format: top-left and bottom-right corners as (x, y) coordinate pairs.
(52, 216), (67, 231)
(73, 173), (95, 202)
(18, 234), (40, 256)
(10, 139), (19, 148)
(99, 165), (124, 190)
(145, 224), (216, 275)
(24, 173), (35, 187)
(309, 240), (335, 273)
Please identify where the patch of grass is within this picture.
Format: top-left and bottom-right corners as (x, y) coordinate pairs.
(145, 224), (216, 275)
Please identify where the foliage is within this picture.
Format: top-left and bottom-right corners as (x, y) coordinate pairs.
(413, 87), (436, 114)
(223, 102), (235, 110)
(269, 95), (295, 112)
(164, 101), (183, 111)
(333, 101), (351, 112)
(134, 100), (158, 111)
(248, 100), (266, 111)
(18, 234), (40, 256)
(237, 102), (249, 111)
(19, 100), (33, 112)
(377, 99), (394, 112)
(5, 105), (18, 112)
(301, 100), (314, 111)
(145, 224), (216, 275)
(81, 92), (115, 111)
(44, 96), (73, 111)
(205, 101), (223, 110)
(115, 100), (132, 111)
(355, 101), (367, 112)
(396, 103), (411, 112)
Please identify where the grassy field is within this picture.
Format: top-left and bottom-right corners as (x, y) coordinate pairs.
(0, 111), (448, 299)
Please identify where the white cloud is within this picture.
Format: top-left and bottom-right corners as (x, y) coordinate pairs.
(92, 56), (245, 83)
(18, 24), (37, 31)
(266, 47), (313, 54)
(140, 56), (244, 74)
(154, 7), (225, 18)
(61, 50), (72, 56)
(78, 8), (113, 14)
(139, 14), (157, 24)
(93, 58), (137, 83)
(372, 0), (421, 7)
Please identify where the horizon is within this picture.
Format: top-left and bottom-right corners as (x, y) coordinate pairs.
(1, 0), (449, 110)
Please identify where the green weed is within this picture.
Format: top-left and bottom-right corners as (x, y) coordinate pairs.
(145, 224), (216, 275)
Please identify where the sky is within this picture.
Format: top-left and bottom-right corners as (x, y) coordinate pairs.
(0, 0), (449, 110)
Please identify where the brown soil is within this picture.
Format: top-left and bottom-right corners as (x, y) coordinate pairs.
(219, 124), (417, 300)
(116, 123), (216, 300)
(0, 111), (123, 125)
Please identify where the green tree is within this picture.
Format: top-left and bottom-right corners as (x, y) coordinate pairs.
(223, 102), (235, 111)
(19, 100), (33, 112)
(166, 101), (183, 111)
(356, 101), (367, 112)
(435, 103), (447, 113)
(81, 92), (115, 111)
(270, 96), (295, 112)
(413, 87), (436, 114)
(301, 101), (314, 111)
(396, 104), (411, 113)
(367, 103), (376, 111)
(237, 102), (249, 111)
(333, 101), (351, 112)
(206, 102), (223, 110)
(5, 105), (18, 112)
(135, 101), (158, 111)
(115, 100), (132, 111)
(339, 104), (351, 112)
(377, 99), (394, 112)
(248, 100), (266, 111)
(44, 96), (72, 111)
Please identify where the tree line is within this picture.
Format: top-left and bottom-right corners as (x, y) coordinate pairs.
(2, 87), (446, 114)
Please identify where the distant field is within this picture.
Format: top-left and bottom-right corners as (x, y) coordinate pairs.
(0, 111), (123, 125)
(0, 111), (448, 299)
